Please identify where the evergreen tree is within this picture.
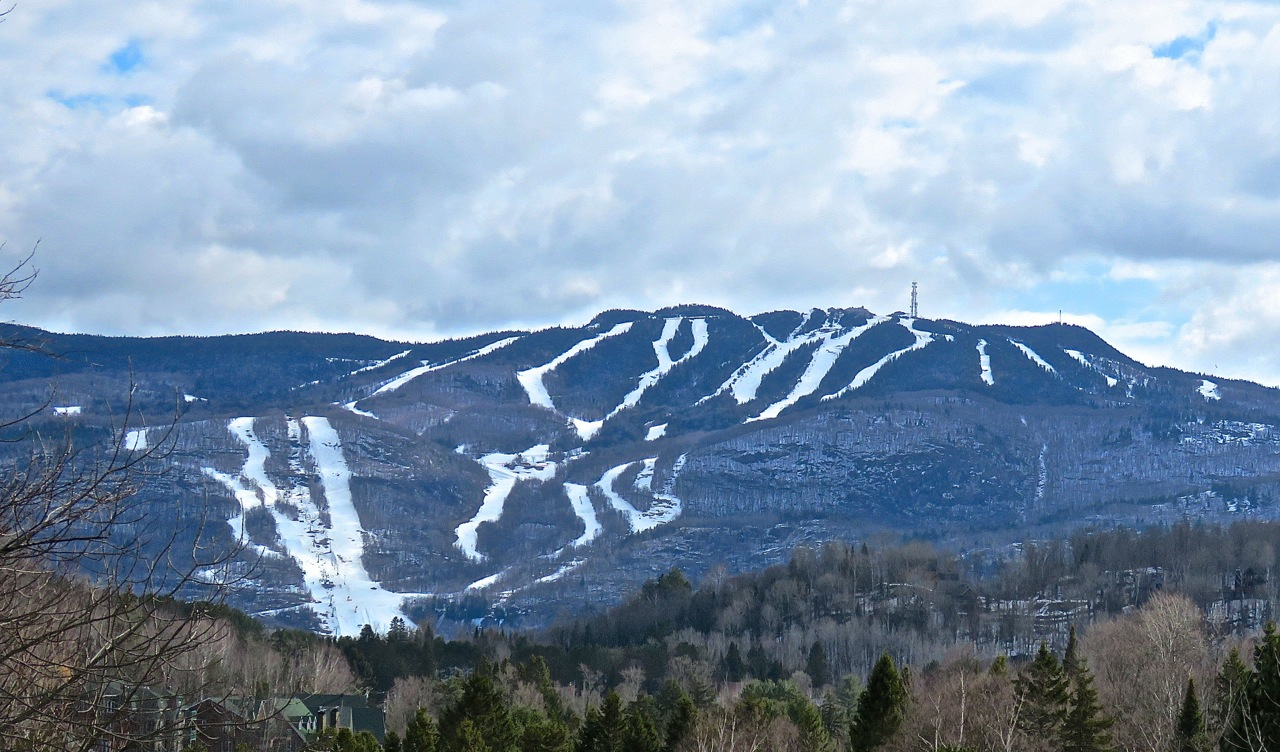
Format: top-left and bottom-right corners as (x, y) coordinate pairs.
(723, 642), (745, 683)
(455, 719), (490, 752)
(1249, 622), (1280, 750)
(1059, 659), (1113, 752)
(1215, 648), (1253, 752)
(1063, 626), (1082, 678)
(405, 708), (440, 752)
(807, 641), (832, 689)
(521, 717), (572, 752)
(1014, 642), (1069, 740)
(791, 693), (835, 752)
(989, 655), (1008, 677)
(621, 703), (664, 752)
(385, 730), (403, 752)
(576, 692), (624, 752)
(1175, 676), (1209, 752)
(849, 653), (908, 752)
(663, 694), (696, 752)
(438, 673), (517, 752)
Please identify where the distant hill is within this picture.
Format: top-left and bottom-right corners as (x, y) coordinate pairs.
(4, 307), (1280, 634)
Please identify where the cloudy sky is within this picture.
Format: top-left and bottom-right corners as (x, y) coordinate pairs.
(3, 1), (1280, 384)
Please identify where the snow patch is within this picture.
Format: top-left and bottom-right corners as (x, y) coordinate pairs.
(183, 394), (206, 403)
(455, 445), (558, 561)
(607, 318), (709, 419)
(517, 323), (633, 410)
(369, 337), (521, 398)
(54, 406), (82, 416)
(341, 401), (379, 419)
(564, 483), (602, 548)
(536, 560), (585, 585)
(645, 423), (668, 441)
(1064, 349), (1118, 387)
(1199, 379), (1221, 401)
(466, 571), (506, 591)
(1011, 341), (1056, 373)
(823, 318), (935, 400)
(596, 455), (686, 533)
(749, 316), (888, 421)
(977, 340), (994, 386)
(125, 429), (149, 452)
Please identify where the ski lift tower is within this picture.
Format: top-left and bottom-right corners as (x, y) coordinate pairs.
(910, 282), (918, 319)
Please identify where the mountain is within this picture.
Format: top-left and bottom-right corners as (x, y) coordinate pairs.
(3, 306), (1279, 634)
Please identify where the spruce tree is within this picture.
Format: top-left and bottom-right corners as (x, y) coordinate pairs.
(405, 708), (439, 752)
(455, 719), (490, 752)
(1250, 622), (1280, 750)
(385, 730), (403, 752)
(1059, 658), (1113, 752)
(1063, 626), (1082, 678)
(724, 642), (746, 683)
(1174, 676), (1208, 752)
(1215, 648), (1253, 752)
(663, 694), (696, 752)
(807, 641), (832, 689)
(1014, 642), (1069, 739)
(438, 673), (517, 752)
(576, 692), (624, 752)
(849, 653), (908, 752)
(621, 703), (663, 752)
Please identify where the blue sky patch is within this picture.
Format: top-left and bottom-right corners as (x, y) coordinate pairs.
(106, 40), (145, 75)
(1154, 22), (1216, 60)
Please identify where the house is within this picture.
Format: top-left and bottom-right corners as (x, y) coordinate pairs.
(293, 694), (385, 744)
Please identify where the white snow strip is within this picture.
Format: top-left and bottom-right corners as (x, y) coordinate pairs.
(596, 456), (685, 533)
(1011, 341), (1056, 373)
(466, 571), (506, 591)
(53, 406), (81, 416)
(570, 418), (604, 441)
(701, 324), (832, 405)
(341, 401), (379, 419)
(455, 445), (558, 561)
(125, 429), (149, 452)
(1064, 349), (1118, 387)
(977, 340), (995, 386)
(183, 394), (204, 403)
(517, 323), (634, 410)
(607, 318), (710, 419)
(564, 483), (602, 548)
(370, 336), (521, 398)
(749, 316), (889, 421)
(535, 560), (585, 585)
(1199, 379), (1221, 401)
(301, 416), (414, 635)
(824, 318), (936, 400)
(347, 349), (412, 377)
(645, 423), (668, 441)
(634, 458), (657, 491)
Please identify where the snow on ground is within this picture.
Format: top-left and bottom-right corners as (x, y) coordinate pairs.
(368, 336), (521, 399)
(824, 318), (936, 400)
(1011, 341), (1056, 373)
(1064, 349), (1119, 387)
(204, 416), (417, 635)
(1199, 379), (1221, 401)
(607, 318), (710, 419)
(563, 483), (602, 548)
(749, 316), (888, 421)
(341, 401), (379, 419)
(53, 406), (82, 416)
(701, 324), (831, 405)
(455, 445), (558, 561)
(596, 456), (685, 533)
(517, 323), (633, 410)
(125, 429), (149, 452)
(347, 349), (412, 377)
(646, 423), (668, 441)
(536, 560), (585, 585)
(183, 394), (206, 403)
(466, 571), (506, 591)
(977, 340), (995, 386)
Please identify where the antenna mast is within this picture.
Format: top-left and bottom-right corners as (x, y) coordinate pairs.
(910, 282), (918, 319)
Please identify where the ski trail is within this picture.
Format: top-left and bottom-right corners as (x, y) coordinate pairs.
(1064, 349), (1118, 387)
(369, 337), (522, 398)
(749, 316), (888, 422)
(645, 424), (668, 441)
(564, 483), (602, 548)
(454, 445), (558, 561)
(348, 350), (412, 377)
(125, 428), (149, 452)
(204, 417), (416, 635)
(823, 318), (936, 400)
(1011, 340), (1056, 373)
(701, 325), (832, 405)
(977, 340), (995, 386)
(596, 455), (686, 533)
(1199, 379), (1221, 401)
(517, 323), (634, 410)
(607, 318), (710, 419)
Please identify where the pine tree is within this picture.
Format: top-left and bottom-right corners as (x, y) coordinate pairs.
(849, 653), (908, 752)
(1059, 659), (1113, 752)
(455, 719), (490, 752)
(1014, 642), (1069, 740)
(385, 730), (403, 752)
(521, 716), (572, 752)
(1215, 648), (1253, 752)
(790, 694), (835, 752)
(663, 694), (696, 752)
(576, 692), (624, 752)
(807, 641), (832, 689)
(1250, 622), (1280, 750)
(1174, 676), (1208, 752)
(1063, 626), (1082, 678)
(723, 642), (745, 683)
(405, 709), (439, 752)
(989, 655), (1008, 677)
(621, 703), (663, 752)
(438, 673), (517, 752)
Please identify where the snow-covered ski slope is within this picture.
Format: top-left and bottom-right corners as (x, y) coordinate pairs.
(454, 445), (558, 561)
(203, 416), (416, 635)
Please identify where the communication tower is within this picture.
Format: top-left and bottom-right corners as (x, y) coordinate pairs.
(910, 282), (918, 319)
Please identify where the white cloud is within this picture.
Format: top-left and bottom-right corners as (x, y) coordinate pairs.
(3, 0), (1280, 384)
